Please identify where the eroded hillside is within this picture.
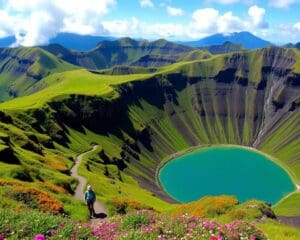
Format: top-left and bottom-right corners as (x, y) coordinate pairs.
(0, 46), (299, 211)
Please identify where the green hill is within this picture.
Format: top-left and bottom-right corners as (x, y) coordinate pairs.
(43, 38), (198, 69)
(0, 46), (299, 237)
(200, 41), (246, 54)
(0, 47), (78, 102)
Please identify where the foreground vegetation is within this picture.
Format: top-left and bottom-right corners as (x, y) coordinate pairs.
(1, 193), (300, 239)
(1, 207), (300, 240)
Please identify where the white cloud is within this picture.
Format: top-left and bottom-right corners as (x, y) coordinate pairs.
(269, 0), (300, 8)
(139, 0), (154, 8)
(293, 22), (300, 31)
(0, 0), (115, 46)
(187, 5), (267, 38)
(103, 18), (185, 39)
(0, 1), (271, 45)
(166, 6), (184, 16)
(218, 11), (245, 33)
(266, 23), (300, 43)
(189, 8), (220, 35)
(0, 10), (15, 37)
(102, 5), (268, 40)
(248, 5), (268, 28)
(15, 10), (62, 47)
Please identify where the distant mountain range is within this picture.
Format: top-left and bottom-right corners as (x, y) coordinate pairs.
(0, 37), (203, 101)
(180, 31), (272, 50)
(42, 38), (197, 69)
(200, 41), (245, 54)
(0, 33), (116, 51)
(284, 42), (300, 49)
(0, 36), (15, 48)
(1, 31), (273, 51)
(0, 34), (281, 102)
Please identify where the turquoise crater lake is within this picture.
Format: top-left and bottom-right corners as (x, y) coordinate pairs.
(158, 146), (295, 204)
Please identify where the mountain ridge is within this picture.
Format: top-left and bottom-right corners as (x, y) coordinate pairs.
(0, 31), (273, 51)
(0, 47), (78, 102)
(0, 33), (116, 51)
(42, 38), (196, 70)
(181, 31), (272, 49)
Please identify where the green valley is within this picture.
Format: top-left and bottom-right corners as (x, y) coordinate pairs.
(0, 43), (299, 239)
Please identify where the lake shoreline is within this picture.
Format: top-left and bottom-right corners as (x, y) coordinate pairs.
(155, 144), (298, 204)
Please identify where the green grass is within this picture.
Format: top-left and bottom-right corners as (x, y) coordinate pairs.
(260, 111), (300, 183)
(73, 132), (173, 212)
(291, 49), (300, 73)
(0, 69), (152, 110)
(0, 47), (78, 102)
(259, 220), (300, 240)
(273, 193), (300, 216)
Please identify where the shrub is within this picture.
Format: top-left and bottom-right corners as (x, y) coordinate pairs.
(10, 167), (33, 182)
(110, 197), (154, 215)
(172, 195), (238, 218)
(6, 185), (64, 214)
(38, 182), (68, 194)
(53, 179), (76, 194)
(122, 210), (151, 229)
(228, 209), (247, 220)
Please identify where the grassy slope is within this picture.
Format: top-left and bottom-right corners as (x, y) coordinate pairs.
(259, 221), (300, 240)
(0, 47), (78, 102)
(0, 48), (299, 226)
(0, 69), (151, 109)
(273, 193), (300, 216)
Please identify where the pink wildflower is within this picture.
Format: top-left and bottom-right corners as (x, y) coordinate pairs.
(33, 234), (46, 240)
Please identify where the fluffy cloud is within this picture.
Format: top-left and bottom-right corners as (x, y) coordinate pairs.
(293, 22), (300, 31)
(267, 23), (300, 43)
(166, 6), (184, 16)
(103, 18), (184, 39)
(0, 10), (15, 37)
(187, 5), (267, 38)
(248, 5), (268, 28)
(268, 0), (300, 8)
(0, 0), (115, 46)
(0, 1), (270, 45)
(189, 8), (220, 35)
(139, 0), (154, 8)
(102, 5), (268, 40)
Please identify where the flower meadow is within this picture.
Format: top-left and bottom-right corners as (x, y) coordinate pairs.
(0, 209), (267, 240)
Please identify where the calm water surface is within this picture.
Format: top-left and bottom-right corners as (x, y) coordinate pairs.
(159, 146), (295, 204)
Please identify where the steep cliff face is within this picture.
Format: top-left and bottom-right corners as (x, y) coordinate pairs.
(1, 47), (299, 204)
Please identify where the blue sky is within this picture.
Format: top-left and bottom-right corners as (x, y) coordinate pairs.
(0, 0), (299, 46)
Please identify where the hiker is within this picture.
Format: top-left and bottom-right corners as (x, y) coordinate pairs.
(84, 185), (96, 218)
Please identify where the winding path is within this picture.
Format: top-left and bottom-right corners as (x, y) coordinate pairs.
(70, 145), (107, 218)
